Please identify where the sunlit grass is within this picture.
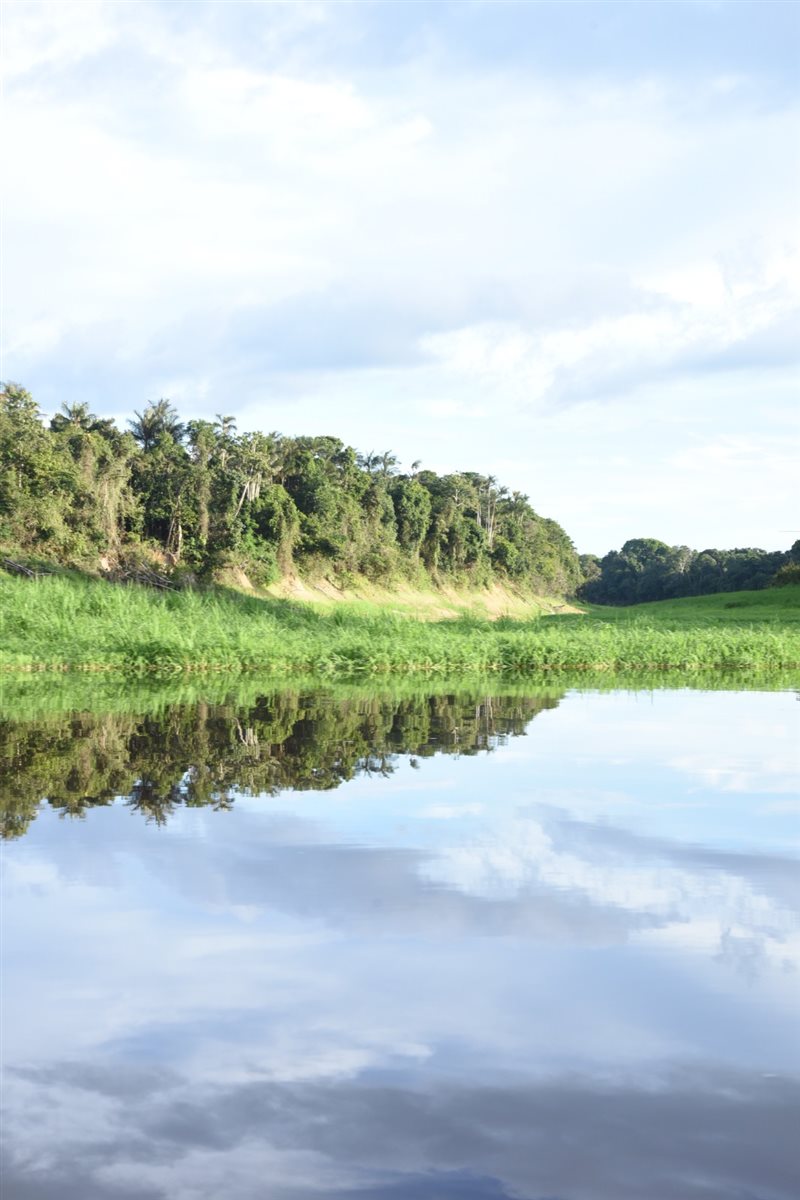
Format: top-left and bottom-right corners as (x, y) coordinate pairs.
(2, 573), (799, 677)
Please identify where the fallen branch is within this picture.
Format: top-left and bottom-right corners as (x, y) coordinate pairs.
(1, 557), (50, 579)
(115, 567), (176, 591)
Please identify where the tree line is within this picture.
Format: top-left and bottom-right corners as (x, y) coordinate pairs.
(0, 384), (581, 594)
(579, 538), (800, 605)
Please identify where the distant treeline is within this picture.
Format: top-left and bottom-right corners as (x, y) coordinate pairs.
(0, 384), (580, 595)
(580, 538), (800, 606)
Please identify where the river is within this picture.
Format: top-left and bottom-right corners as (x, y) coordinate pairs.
(2, 684), (798, 1199)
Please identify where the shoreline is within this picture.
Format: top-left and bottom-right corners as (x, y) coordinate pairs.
(2, 574), (799, 678)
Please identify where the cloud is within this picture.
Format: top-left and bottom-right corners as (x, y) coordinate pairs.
(3, 3), (797, 396)
(4, 1060), (799, 1199)
(670, 433), (800, 476)
(417, 238), (800, 413)
(2, 1), (799, 547)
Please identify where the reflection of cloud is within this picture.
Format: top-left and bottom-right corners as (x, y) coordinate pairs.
(544, 699), (800, 801)
(668, 751), (800, 796)
(5, 687), (800, 1200)
(425, 806), (800, 973)
(13, 784), (800, 972)
(4, 1061), (799, 1200)
(419, 802), (484, 820)
(16, 806), (657, 946)
(174, 830), (651, 946)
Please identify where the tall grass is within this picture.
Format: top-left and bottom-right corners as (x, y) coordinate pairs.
(2, 573), (799, 677)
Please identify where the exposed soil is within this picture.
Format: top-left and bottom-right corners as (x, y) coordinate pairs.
(264, 574), (584, 621)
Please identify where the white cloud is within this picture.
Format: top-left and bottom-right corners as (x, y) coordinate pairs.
(418, 239), (799, 413)
(671, 433), (800, 472)
(177, 67), (375, 142)
(0, 0), (114, 80)
(2, 0), (798, 550)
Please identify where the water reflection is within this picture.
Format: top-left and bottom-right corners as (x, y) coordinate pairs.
(2, 687), (799, 1199)
(1, 690), (558, 838)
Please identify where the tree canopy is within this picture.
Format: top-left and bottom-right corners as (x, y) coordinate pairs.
(580, 537), (797, 604)
(0, 384), (581, 595)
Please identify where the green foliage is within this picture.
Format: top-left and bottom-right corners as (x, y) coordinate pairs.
(129, 398), (185, 450)
(249, 483), (300, 569)
(0, 383), (138, 560)
(770, 562), (800, 587)
(0, 385), (581, 596)
(579, 553), (601, 585)
(582, 537), (792, 605)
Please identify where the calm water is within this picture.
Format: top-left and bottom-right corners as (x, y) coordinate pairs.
(2, 687), (799, 1199)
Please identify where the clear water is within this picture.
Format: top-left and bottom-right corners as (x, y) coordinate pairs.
(2, 687), (799, 1199)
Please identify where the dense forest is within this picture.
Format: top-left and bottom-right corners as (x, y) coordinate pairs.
(580, 538), (800, 605)
(2, 383), (796, 606)
(0, 384), (580, 595)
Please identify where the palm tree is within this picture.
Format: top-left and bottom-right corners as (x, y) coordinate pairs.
(214, 414), (237, 440)
(357, 451), (379, 474)
(379, 450), (398, 479)
(49, 401), (96, 433)
(129, 399), (184, 450)
(213, 413), (238, 470)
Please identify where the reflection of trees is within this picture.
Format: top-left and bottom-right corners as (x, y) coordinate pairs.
(0, 690), (562, 838)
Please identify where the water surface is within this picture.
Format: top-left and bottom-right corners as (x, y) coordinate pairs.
(2, 686), (799, 1199)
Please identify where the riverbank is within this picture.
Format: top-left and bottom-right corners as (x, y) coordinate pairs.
(2, 573), (799, 677)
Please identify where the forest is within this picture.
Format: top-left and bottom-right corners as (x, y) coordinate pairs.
(580, 538), (800, 605)
(0, 384), (580, 595)
(2, 382), (797, 607)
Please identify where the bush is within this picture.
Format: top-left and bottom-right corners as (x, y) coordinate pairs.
(771, 563), (800, 587)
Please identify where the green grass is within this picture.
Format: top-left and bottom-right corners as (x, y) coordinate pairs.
(1, 572), (799, 678)
(580, 586), (800, 623)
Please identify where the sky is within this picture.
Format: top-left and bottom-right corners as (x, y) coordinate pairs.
(2, 0), (799, 555)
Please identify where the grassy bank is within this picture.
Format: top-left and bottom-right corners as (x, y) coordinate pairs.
(2, 572), (799, 677)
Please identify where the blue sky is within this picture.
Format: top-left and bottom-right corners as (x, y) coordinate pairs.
(2, 0), (798, 554)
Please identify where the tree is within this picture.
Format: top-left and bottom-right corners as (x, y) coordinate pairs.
(49, 402), (97, 432)
(391, 477), (431, 556)
(213, 414), (237, 471)
(579, 554), (601, 587)
(0, 383), (585, 595)
(186, 420), (216, 548)
(378, 450), (398, 479)
(129, 399), (185, 451)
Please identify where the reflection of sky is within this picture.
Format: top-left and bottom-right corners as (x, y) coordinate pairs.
(3, 690), (799, 1198)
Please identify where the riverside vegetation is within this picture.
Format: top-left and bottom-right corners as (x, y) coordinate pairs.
(0, 385), (581, 593)
(1, 572), (798, 675)
(3, 383), (798, 603)
(2, 382), (799, 677)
